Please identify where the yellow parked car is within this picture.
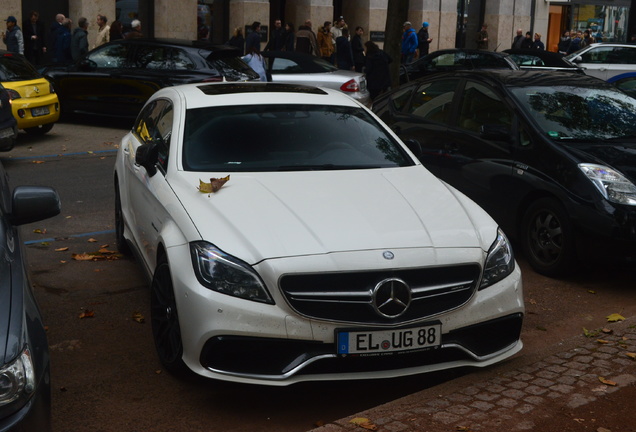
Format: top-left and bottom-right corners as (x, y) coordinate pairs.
(0, 51), (59, 135)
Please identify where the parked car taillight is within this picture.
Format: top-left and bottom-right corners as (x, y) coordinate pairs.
(202, 76), (224, 83)
(340, 79), (360, 93)
(6, 89), (20, 100)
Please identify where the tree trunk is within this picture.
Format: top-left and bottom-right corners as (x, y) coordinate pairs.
(384, 0), (409, 89)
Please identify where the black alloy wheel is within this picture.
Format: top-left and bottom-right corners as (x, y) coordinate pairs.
(521, 197), (575, 277)
(151, 255), (189, 376)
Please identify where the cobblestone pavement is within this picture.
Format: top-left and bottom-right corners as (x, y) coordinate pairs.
(308, 319), (636, 432)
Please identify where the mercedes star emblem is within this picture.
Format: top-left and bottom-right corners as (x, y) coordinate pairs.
(372, 278), (411, 318)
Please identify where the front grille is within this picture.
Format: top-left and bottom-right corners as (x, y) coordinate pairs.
(280, 264), (481, 324)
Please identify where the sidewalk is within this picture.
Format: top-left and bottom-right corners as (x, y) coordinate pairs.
(308, 318), (636, 432)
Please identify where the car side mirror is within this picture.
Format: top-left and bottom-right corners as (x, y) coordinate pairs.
(480, 124), (512, 142)
(572, 55), (582, 63)
(78, 59), (97, 71)
(10, 186), (61, 226)
(404, 139), (422, 158)
(135, 142), (159, 176)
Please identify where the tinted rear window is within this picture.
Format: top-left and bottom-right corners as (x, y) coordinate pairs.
(0, 54), (40, 81)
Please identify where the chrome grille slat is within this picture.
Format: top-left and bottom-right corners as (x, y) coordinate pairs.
(280, 264), (481, 324)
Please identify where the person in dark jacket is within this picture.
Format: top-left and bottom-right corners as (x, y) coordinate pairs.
(264, 19), (284, 51)
(23, 11), (46, 65)
(511, 28), (524, 49)
(282, 22), (295, 51)
(557, 30), (570, 55)
(3, 16), (24, 55)
(109, 20), (124, 41)
(418, 22), (432, 56)
(227, 27), (245, 55)
(335, 28), (354, 70)
(245, 21), (261, 53)
(54, 19), (72, 64)
(71, 17), (89, 61)
(364, 40), (392, 101)
(532, 33), (545, 50)
(351, 26), (365, 72)
(520, 31), (533, 49)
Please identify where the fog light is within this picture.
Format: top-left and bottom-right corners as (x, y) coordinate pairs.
(17, 109), (25, 118)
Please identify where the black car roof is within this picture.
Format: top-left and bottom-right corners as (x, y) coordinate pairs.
(421, 69), (613, 88)
(112, 38), (240, 53)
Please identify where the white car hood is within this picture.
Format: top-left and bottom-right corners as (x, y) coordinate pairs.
(170, 166), (496, 264)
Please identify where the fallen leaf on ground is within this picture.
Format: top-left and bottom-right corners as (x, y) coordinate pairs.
(32, 160), (45, 164)
(606, 313), (625, 322)
(596, 339), (610, 344)
(598, 376), (617, 386)
(350, 417), (377, 430)
(597, 427), (612, 432)
(72, 253), (96, 261)
(88, 238), (98, 243)
(601, 328), (613, 334)
(584, 328), (600, 338)
(627, 353), (636, 360)
(33, 228), (47, 234)
(78, 310), (94, 319)
(55, 247), (69, 252)
(132, 312), (145, 323)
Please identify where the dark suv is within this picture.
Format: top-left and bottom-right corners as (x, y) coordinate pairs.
(43, 38), (259, 118)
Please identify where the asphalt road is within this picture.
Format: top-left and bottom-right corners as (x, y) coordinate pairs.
(3, 119), (635, 432)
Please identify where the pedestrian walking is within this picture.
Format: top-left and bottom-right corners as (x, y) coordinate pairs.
(401, 21), (417, 63)
(71, 17), (89, 61)
(364, 41), (392, 101)
(94, 14), (110, 48)
(336, 28), (354, 70)
(352, 26), (365, 72)
(318, 21), (334, 63)
(417, 22), (432, 56)
(264, 19), (284, 51)
(245, 21), (261, 53)
(477, 23), (488, 50)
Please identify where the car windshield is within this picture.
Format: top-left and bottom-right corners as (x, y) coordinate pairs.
(510, 85), (636, 140)
(182, 104), (413, 171)
(0, 53), (40, 81)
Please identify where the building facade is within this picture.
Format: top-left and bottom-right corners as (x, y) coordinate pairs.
(0, 0), (632, 60)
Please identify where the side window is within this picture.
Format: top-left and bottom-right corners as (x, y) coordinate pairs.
(134, 100), (173, 173)
(270, 58), (302, 73)
(170, 48), (196, 70)
(458, 82), (512, 133)
(390, 86), (415, 111)
(610, 47), (636, 64)
(135, 46), (167, 69)
(87, 43), (129, 68)
(580, 46), (613, 63)
(408, 79), (458, 123)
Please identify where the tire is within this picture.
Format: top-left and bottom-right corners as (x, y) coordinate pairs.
(150, 255), (189, 376)
(114, 182), (131, 256)
(24, 123), (54, 135)
(521, 197), (575, 277)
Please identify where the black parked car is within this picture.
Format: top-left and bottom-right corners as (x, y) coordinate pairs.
(0, 85), (17, 151)
(0, 164), (60, 431)
(503, 49), (585, 73)
(42, 38), (259, 118)
(400, 49), (518, 83)
(374, 70), (636, 276)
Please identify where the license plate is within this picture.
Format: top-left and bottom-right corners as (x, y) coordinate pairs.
(31, 106), (50, 117)
(337, 323), (441, 355)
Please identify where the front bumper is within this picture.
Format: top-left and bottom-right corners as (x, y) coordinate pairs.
(168, 244), (524, 385)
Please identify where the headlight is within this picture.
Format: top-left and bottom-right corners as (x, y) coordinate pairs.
(579, 163), (636, 205)
(0, 347), (36, 408)
(190, 242), (274, 304)
(480, 228), (515, 289)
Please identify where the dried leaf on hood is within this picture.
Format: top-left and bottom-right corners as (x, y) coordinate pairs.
(198, 175), (230, 193)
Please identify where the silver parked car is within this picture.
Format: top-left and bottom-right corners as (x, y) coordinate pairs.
(262, 51), (371, 107)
